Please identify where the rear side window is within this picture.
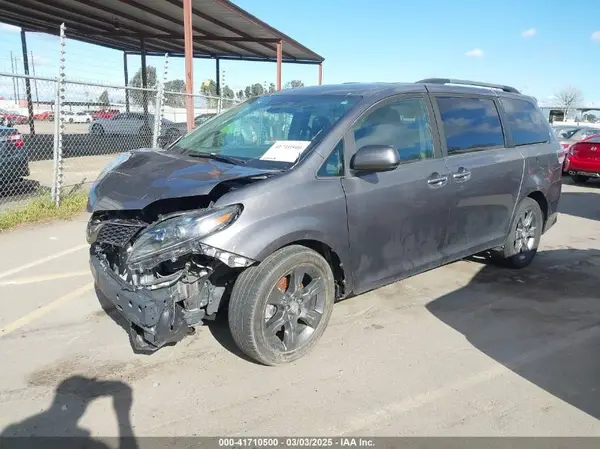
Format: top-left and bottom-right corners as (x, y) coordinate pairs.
(436, 97), (505, 155)
(500, 98), (552, 146)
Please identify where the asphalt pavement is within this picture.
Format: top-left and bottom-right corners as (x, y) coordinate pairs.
(0, 180), (599, 439)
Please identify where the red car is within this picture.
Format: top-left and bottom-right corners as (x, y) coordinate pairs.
(564, 132), (600, 184)
(0, 109), (27, 124)
(91, 109), (119, 119)
(33, 111), (54, 121)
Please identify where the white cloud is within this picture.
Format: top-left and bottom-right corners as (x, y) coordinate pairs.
(592, 31), (600, 40)
(0, 23), (21, 33)
(521, 28), (536, 38)
(465, 48), (484, 58)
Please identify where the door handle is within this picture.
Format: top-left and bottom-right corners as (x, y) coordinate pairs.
(427, 173), (448, 187)
(452, 167), (472, 183)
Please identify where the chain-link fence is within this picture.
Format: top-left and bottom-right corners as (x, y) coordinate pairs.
(0, 71), (240, 211)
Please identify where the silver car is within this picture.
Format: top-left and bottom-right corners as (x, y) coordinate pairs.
(89, 112), (175, 137)
(87, 78), (562, 365)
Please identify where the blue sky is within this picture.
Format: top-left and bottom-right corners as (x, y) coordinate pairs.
(0, 0), (599, 102)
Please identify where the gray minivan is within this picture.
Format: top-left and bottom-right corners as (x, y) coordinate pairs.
(87, 78), (562, 365)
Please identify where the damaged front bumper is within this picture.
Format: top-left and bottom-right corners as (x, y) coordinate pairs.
(90, 252), (192, 352)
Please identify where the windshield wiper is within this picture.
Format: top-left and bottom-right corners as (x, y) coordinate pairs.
(186, 152), (246, 165)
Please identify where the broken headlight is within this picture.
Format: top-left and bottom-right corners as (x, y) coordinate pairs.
(127, 204), (243, 269)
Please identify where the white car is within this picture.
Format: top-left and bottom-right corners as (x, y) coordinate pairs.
(64, 111), (92, 123)
(89, 112), (175, 136)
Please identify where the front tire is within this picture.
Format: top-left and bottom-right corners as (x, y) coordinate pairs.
(572, 174), (589, 184)
(228, 245), (335, 366)
(494, 197), (543, 269)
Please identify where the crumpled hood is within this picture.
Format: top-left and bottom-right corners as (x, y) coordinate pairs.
(87, 149), (272, 212)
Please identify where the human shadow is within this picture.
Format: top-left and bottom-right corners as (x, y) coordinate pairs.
(426, 248), (600, 420)
(558, 191), (600, 221)
(0, 375), (138, 449)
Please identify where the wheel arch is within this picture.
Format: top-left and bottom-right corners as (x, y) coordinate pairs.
(526, 190), (549, 226)
(254, 232), (351, 300)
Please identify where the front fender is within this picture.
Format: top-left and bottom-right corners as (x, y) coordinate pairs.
(200, 200), (352, 291)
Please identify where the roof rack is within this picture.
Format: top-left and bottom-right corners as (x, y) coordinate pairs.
(416, 78), (520, 94)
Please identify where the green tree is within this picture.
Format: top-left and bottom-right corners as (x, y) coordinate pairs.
(268, 83), (276, 93)
(244, 83), (264, 99)
(164, 79), (186, 108)
(284, 80), (304, 89)
(129, 66), (157, 106)
(200, 79), (218, 108)
(222, 85), (235, 108)
(97, 90), (109, 105)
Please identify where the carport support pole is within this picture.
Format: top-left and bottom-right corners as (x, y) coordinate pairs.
(318, 63), (322, 85)
(276, 41), (282, 91)
(20, 30), (35, 135)
(215, 58), (221, 97)
(215, 58), (221, 113)
(140, 38), (148, 116)
(123, 52), (130, 113)
(183, 0), (194, 132)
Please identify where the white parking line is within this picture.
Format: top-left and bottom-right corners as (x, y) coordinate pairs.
(0, 271), (91, 286)
(0, 282), (94, 337)
(0, 244), (88, 280)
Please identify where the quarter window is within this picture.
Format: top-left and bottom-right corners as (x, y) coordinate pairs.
(436, 97), (505, 154)
(317, 140), (344, 177)
(353, 97), (435, 163)
(500, 98), (552, 146)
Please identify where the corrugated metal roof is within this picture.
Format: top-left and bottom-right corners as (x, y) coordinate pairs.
(0, 0), (324, 64)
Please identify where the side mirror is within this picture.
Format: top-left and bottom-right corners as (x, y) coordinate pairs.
(350, 145), (400, 172)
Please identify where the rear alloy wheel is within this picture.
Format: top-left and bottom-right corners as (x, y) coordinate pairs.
(139, 125), (152, 137)
(164, 129), (180, 147)
(572, 174), (589, 184)
(228, 245), (335, 366)
(495, 197), (543, 269)
(91, 124), (104, 135)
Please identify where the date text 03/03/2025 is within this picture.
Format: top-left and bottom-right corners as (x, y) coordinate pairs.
(217, 438), (376, 447)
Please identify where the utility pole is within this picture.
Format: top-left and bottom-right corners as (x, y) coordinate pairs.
(13, 56), (21, 104)
(30, 51), (39, 105)
(10, 51), (17, 104)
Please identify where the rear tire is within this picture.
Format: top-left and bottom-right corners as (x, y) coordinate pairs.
(91, 124), (104, 135)
(165, 129), (180, 146)
(139, 125), (152, 137)
(228, 245), (335, 366)
(494, 197), (543, 269)
(572, 174), (589, 184)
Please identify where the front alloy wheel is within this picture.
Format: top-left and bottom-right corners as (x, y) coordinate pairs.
(263, 266), (326, 353)
(228, 245), (335, 365)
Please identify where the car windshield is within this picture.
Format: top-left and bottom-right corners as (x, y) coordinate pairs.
(554, 127), (579, 139)
(169, 93), (361, 169)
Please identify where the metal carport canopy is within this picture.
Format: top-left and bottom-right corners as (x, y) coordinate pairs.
(0, 0), (325, 131)
(0, 0), (324, 64)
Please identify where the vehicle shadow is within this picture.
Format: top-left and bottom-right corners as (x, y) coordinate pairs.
(0, 179), (41, 199)
(0, 375), (138, 449)
(23, 133), (153, 161)
(205, 308), (262, 365)
(426, 248), (600, 419)
(559, 192), (600, 221)
(95, 287), (170, 356)
(95, 286), (257, 363)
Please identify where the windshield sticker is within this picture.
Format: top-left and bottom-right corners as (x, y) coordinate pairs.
(259, 141), (311, 162)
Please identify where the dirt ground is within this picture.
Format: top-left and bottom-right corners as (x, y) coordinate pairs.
(0, 179), (599, 440)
